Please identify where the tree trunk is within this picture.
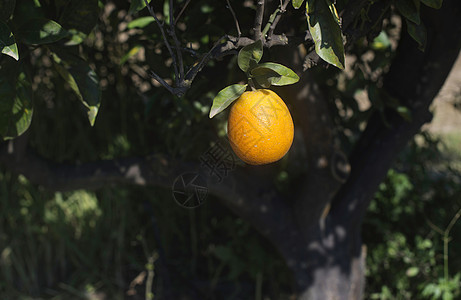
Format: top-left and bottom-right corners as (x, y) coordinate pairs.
(278, 1), (461, 299)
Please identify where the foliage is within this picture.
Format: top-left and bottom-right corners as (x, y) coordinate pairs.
(364, 133), (461, 299)
(210, 40), (299, 118)
(0, 0), (101, 139)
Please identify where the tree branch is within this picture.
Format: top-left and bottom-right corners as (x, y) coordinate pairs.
(0, 140), (301, 263)
(174, 0), (191, 26)
(226, 0), (241, 38)
(330, 1), (461, 231)
(253, 0), (265, 40)
(143, 0), (179, 81)
(168, 0), (184, 81)
(266, 0), (291, 39)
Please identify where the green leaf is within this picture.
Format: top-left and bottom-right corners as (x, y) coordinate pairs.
(64, 29), (87, 46)
(306, 0), (345, 69)
(0, 21), (18, 61)
(396, 0), (421, 25)
(0, 0), (16, 22)
(120, 45), (143, 65)
(16, 18), (68, 45)
(52, 50), (101, 126)
(129, 0), (152, 15)
(420, 0), (442, 9)
(406, 266), (419, 277)
(293, 0), (304, 9)
(406, 19), (427, 51)
(325, 0), (340, 26)
(251, 62), (299, 87)
(371, 31), (391, 50)
(209, 84), (247, 118)
(0, 69), (33, 140)
(396, 106), (413, 122)
(58, 0), (100, 35)
(238, 40), (263, 73)
(163, 0), (171, 25)
(251, 67), (280, 88)
(127, 16), (155, 29)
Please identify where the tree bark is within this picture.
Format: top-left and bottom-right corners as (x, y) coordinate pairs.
(289, 1), (461, 299)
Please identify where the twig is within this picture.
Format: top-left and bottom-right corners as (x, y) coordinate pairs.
(143, 0), (179, 80)
(253, 0), (265, 40)
(184, 35), (229, 82)
(168, 0), (185, 81)
(149, 71), (176, 94)
(145, 252), (158, 300)
(442, 208), (461, 282)
(445, 207), (461, 236)
(427, 208), (461, 283)
(174, 0), (192, 25)
(226, 0), (241, 37)
(266, 0), (291, 38)
(426, 218), (445, 235)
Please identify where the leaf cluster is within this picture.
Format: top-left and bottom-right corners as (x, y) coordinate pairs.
(395, 0), (443, 51)
(0, 0), (101, 140)
(209, 40), (299, 118)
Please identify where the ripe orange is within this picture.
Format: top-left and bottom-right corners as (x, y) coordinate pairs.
(227, 89), (294, 165)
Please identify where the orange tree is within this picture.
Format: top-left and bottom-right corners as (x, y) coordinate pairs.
(1, 0), (461, 298)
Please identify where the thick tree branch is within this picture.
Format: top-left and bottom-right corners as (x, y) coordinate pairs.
(272, 43), (345, 231)
(330, 1), (461, 231)
(290, 71), (345, 230)
(0, 140), (301, 263)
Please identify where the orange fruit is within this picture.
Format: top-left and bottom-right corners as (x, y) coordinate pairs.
(227, 89), (294, 165)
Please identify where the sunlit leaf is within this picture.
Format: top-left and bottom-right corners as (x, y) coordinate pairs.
(306, 0), (345, 69)
(16, 18), (68, 45)
(0, 21), (18, 61)
(371, 31), (391, 50)
(120, 45), (143, 65)
(238, 40), (263, 73)
(406, 266), (419, 277)
(65, 29), (87, 46)
(0, 69), (33, 140)
(127, 16), (155, 29)
(163, 0), (170, 25)
(396, 106), (413, 122)
(209, 84), (247, 118)
(293, 0), (304, 9)
(325, 0), (340, 26)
